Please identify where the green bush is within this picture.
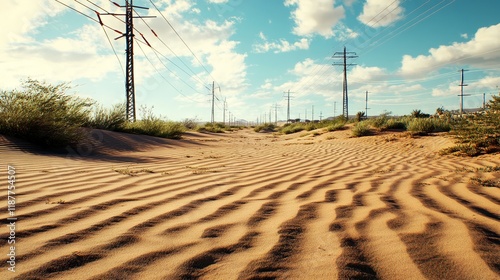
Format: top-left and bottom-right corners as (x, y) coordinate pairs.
(370, 112), (391, 129)
(0, 79), (92, 147)
(86, 103), (126, 130)
(326, 122), (345, 132)
(197, 122), (229, 133)
(280, 123), (305, 134)
(385, 118), (407, 130)
(182, 118), (199, 130)
(407, 118), (451, 135)
(118, 105), (185, 138)
(254, 123), (276, 133)
(352, 121), (371, 137)
(447, 96), (500, 155)
(121, 120), (185, 139)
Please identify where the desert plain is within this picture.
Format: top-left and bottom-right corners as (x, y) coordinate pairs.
(0, 127), (499, 279)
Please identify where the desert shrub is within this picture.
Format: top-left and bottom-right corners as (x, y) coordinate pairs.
(370, 112), (391, 129)
(254, 123), (276, 133)
(326, 122), (345, 132)
(86, 103), (126, 131)
(407, 118), (451, 135)
(118, 106), (185, 139)
(197, 122), (229, 133)
(280, 123), (305, 134)
(0, 79), (92, 147)
(121, 120), (185, 139)
(182, 118), (199, 130)
(355, 111), (366, 122)
(411, 109), (430, 118)
(305, 122), (319, 131)
(385, 118), (407, 130)
(352, 121), (371, 137)
(447, 96), (500, 155)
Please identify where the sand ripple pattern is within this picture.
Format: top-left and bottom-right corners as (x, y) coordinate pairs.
(0, 130), (499, 280)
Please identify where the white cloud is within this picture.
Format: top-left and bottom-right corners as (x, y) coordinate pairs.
(207, 0), (229, 3)
(343, 0), (357, 7)
(400, 23), (500, 77)
(258, 32), (266, 40)
(460, 33), (468, 39)
(358, 0), (404, 28)
(1, 0), (249, 108)
(284, 0), (345, 38)
(333, 23), (359, 41)
(253, 37), (310, 53)
(470, 76), (500, 89)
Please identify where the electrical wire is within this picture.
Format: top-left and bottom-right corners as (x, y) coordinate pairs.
(148, 0), (220, 88)
(129, 4), (209, 89)
(135, 39), (206, 104)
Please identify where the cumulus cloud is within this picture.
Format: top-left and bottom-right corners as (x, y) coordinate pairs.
(358, 0), (404, 28)
(206, 0), (229, 3)
(253, 37), (310, 53)
(284, 0), (345, 38)
(1, 0), (249, 107)
(400, 23), (500, 77)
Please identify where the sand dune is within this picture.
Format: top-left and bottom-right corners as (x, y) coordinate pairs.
(0, 129), (499, 280)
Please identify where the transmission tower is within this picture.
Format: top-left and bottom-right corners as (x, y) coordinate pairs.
(333, 47), (358, 119)
(103, 1), (154, 122)
(458, 69), (469, 116)
(365, 91), (370, 119)
(272, 103), (280, 124)
(284, 90), (294, 122)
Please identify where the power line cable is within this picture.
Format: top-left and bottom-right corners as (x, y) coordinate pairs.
(148, 0), (220, 88)
(135, 38), (208, 104)
(129, 2), (209, 89)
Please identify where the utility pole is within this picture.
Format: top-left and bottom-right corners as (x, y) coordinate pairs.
(274, 103), (279, 124)
(284, 90), (293, 122)
(103, 0), (154, 122)
(365, 91), (370, 119)
(458, 69), (469, 116)
(320, 111), (323, 121)
(223, 98), (227, 125)
(211, 81), (215, 123)
(483, 93), (486, 110)
(333, 47), (358, 119)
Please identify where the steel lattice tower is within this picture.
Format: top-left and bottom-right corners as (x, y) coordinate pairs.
(333, 47), (357, 119)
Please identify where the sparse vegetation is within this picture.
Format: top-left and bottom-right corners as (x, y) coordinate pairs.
(352, 121), (371, 137)
(197, 122), (230, 133)
(254, 123), (276, 133)
(278, 117), (346, 135)
(0, 79), (92, 147)
(406, 118), (451, 135)
(86, 103), (127, 130)
(470, 177), (498, 188)
(444, 95), (500, 156)
(355, 111), (365, 122)
(280, 123), (306, 134)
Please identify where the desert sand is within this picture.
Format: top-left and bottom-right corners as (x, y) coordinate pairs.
(0, 128), (499, 280)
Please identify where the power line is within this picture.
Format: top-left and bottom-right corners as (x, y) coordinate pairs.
(333, 47), (358, 118)
(283, 90), (294, 122)
(458, 69), (469, 116)
(148, 0), (219, 89)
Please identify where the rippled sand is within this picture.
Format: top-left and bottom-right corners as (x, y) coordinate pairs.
(0, 128), (498, 279)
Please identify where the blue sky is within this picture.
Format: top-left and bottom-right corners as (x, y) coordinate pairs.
(2, 0), (500, 122)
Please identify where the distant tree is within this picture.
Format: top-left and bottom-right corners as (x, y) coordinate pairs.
(411, 109), (430, 118)
(355, 111), (366, 122)
(435, 107), (445, 116)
